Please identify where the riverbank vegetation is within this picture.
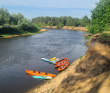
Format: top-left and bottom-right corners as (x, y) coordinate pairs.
(88, 0), (110, 34)
(0, 7), (40, 37)
(0, 7), (90, 38)
(32, 16), (90, 28)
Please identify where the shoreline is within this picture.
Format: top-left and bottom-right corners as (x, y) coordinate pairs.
(42, 26), (88, 31)
(0, 29), (48, 39)
(0, 27), (87, 39)
(26, 58), (82, 93)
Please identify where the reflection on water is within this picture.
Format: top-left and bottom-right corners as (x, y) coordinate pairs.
(0, 29), (87, 93)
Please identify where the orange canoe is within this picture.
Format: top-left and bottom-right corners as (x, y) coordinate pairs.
(54, 59), (69, 68)
(26, 70), (56, 77)
(58, 62), (69, 71)
(54, 58), (67, 65)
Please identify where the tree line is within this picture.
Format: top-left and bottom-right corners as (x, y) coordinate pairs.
(0, 7), (40, 35)
(32, 16), (90, 28)
(0, 7), (90, 36)
(88, 0), (110, 34)
(1, 0), (109, 36)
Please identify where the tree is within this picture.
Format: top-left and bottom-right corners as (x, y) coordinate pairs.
(89, 0), (110, 34)
(0, 7), (40, 35)
(11, 13), (24, 25)
(0, 7), (10, 25)
(81, 16), (90, 27)
(32, 16), (90, 27)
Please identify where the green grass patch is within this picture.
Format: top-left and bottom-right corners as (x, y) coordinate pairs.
(98, 31), (110, 41)
(80, 56), (84, 60)
(1, 34), (10, 37)
(0, 31), (43, 38)
(100, 31), (110, 37)
(84, 36), (92, 39)
(48, 80), (51, 83)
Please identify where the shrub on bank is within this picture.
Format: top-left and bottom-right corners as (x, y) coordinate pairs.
(0, 7), (40, 35)
(0, 24), (40, 35)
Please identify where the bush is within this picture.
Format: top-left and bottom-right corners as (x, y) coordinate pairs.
(0, 25), (22, 35)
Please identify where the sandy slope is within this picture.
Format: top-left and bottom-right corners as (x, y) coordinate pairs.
(52, 35), (110, 93)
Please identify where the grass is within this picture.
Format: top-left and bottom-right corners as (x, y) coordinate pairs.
(84, 36), (92, 39)
(80, 56), (84, 60)
(0, 31), (44, 38)
(47, 90), (50, 93)
(99, 31), (110, 41)
(100, 31), (110, 37)
(43, 85), (55, 93)
(1, 34), (10, 37)
(48, 80), (51, 83)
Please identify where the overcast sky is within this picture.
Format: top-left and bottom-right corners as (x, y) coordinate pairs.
(0, 0), (100, 19)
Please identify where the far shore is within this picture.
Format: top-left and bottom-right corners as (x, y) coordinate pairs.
(0, 26), (88, 39)
(0, 29), (48, 38)
(42, 26), (88, 31)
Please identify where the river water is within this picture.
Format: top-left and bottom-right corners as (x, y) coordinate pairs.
(0, 29), (87, 93)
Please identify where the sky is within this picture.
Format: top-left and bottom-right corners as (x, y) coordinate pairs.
(0, 0), (100, 19)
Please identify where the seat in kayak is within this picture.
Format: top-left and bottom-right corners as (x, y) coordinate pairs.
(55, 59), (69, 68)
(58, 62), (69, 71)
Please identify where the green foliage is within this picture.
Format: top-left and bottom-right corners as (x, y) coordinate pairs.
(0, 7), (10, 25)
(100, 31), (110, 37)
(0, 25), (22, 35)
(98, 31), (110, 41)
(11, 13), (24, 25)
(88, 0), (110, 34)
(0, 7), (40, 35)
(57, 22), (64, 29)
(80, 56), (84, 60)
(81, 16), (90, 27)
(32, 16), (90, 27)
(84, 36), (92, 39)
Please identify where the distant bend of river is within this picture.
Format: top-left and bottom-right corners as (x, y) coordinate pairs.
(0, 29), (88, 93)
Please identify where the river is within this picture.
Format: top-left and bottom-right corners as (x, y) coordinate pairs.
(0, 29), (87, 93)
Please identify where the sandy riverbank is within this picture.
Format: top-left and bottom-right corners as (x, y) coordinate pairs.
(42, 26), (88, 31)
(39, 29), (48, 32)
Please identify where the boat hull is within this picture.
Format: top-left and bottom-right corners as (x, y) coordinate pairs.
(26, 70), (56, 77)
(41, 58), (59, 64)
(54, 58), (68, 68)
(32, 76), (52, 79)
(58, 62), (69, 71)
